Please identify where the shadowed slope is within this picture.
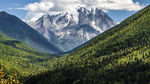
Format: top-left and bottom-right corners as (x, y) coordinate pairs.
(0, 11), (63, 54)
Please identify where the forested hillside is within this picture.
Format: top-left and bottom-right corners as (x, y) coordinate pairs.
(25, 5), (150, 84)
(0, 33), (59, 82)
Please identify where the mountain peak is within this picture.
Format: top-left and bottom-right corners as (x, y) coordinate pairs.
(43, 14), (51, 18)
(29, 7), (116, 51)
(0, 11), (8, 14)
(77, 7), (103, 14)
(0, 11), (11, 17)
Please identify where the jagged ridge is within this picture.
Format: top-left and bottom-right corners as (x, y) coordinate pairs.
(29, 7), (116, 51)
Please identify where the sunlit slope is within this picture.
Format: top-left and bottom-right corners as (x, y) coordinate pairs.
(0, 33), (56, 78)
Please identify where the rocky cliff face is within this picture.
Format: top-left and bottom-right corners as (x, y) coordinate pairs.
(29, 7), (117, 51)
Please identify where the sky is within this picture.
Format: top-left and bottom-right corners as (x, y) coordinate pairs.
(0, 0), (150, 23)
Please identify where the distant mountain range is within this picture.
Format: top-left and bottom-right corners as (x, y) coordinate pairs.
(29, 7), (116, 51)
(0, 11), (63, 54)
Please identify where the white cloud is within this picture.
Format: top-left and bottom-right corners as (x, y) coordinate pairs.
(21, 2), (54, 12)
(19, 2), (54, 22)
(20, 0), (144, 22)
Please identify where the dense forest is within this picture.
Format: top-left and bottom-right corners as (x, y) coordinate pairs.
(0, 32), (61, 83)
(23, 5), (150, 84)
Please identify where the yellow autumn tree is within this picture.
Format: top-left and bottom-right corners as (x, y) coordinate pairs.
(0, 68), (20, 84)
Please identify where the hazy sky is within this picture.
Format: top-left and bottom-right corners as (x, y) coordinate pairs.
(0, 0), (150, 23)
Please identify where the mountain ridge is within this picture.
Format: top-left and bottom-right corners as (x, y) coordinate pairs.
(0, 11), (63, 54)
(29, 7), (116, 52)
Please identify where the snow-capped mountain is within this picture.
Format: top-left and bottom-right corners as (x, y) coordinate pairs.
(29, 7), (117, 51)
